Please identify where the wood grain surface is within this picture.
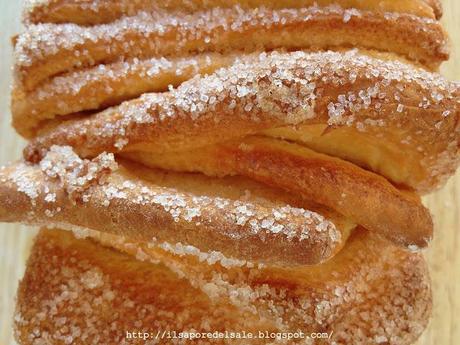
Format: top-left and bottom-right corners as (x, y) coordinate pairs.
(0, 1), (459, 344)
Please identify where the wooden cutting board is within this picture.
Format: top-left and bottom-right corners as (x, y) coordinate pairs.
(0, 1), (458, 344)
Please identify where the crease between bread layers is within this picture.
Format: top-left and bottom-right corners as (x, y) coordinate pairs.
(2, 0), (459, 344)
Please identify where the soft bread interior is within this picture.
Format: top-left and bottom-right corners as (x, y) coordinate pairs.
(262, 124), (426, 189)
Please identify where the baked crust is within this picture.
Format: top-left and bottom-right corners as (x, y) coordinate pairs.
(123, 136), (433, 249)
(14, 228), (432, 345)
(11, 50), (426, 139)
(24, 51), (460, 194)
(22, 0), (442, 25)
(2, 1), (452, 344)
(0, 147), (355, 266)
(425, 0), (443, 18)
(12, 53), (241, 138)
(14, 4), (448, 92)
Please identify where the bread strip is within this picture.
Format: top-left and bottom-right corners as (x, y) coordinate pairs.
(12, 53), (241, 138)
(11, 50), (423, 139)
(22, 0), (441, 25)
(24, 51), (460, 193)
(123, 136), (433, 249)
(0, 147), (354, 266)
(14, 5), (448, 91)
(14, 228), (431, 345)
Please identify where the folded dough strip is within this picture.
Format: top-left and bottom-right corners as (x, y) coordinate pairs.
(14, 5), (449, 91)
(24, 51), (460, 193)
(12, 50), (422, 139)
(23, 0), (442, 25)
(0, 146), (355, 266)
(12, 53), (241, 138)
(123, 136), (433, 249)
(14, 228), (431, 345)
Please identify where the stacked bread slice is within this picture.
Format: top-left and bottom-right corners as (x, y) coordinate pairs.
(1, 0), (459, 344)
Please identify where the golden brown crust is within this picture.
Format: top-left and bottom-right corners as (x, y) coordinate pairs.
(11, 50), (424, 139)
(12, 53), (240, 138)
(4, 1), (450, 343)
(24, 51), (460, 193)
(123, 136), (433, 249)
(23, 0), (441, 25)
(15, 228), (432, 345)
(0, 148), (354, 266)
(15, 229), (274, 345)
(14, 5), (449, 92)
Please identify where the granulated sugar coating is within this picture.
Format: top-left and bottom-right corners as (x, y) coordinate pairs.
(4, 1), (458, 344)
(14, 228), (432, 345)
(14, 4), (448, 91)
(24, 50), (460, 193)
(21, 0), (443, 26)
(0, 145), (346, 266)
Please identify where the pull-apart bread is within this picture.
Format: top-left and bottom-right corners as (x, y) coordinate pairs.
(1, 0), (459, 344)
(13, 0), (449, 138)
